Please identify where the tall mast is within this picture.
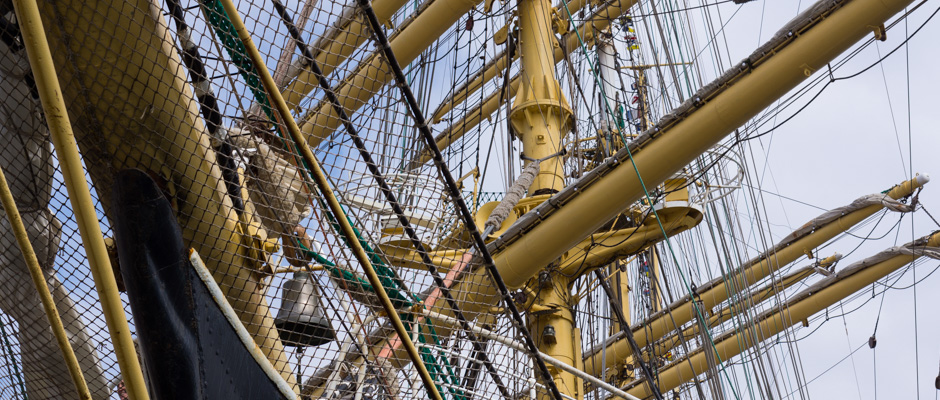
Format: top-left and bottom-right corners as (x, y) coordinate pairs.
(510, 0), (572, 195)
(511, 0), (578, 396)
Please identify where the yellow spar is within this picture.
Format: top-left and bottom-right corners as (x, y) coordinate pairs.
(311, 1), (926, 396)
(582, 175), (926, 378)
(32, 0), (296, 386)
(297, 0), (483, 149)
(481, 0), (923, 290)
(622, 231), (940, 398)
(280, 0), (417, 110)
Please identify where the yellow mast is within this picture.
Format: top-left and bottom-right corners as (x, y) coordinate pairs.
(346, 2), (925, 395)
(296, 0), (486, 149)
(511, 0), (572, 195)
(475, 0), (920, 291)
(1, 0), (927, 395)
(310, 3), (926, 399)
(429, 0), (593, 124)
(512, 0), (579, 395)
(280, 0), (421, 110)
(410, 0), (639, 168)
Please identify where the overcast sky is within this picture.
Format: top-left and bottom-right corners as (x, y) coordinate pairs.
(707, 0), (940, 399)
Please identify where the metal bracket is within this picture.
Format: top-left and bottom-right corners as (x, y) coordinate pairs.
(870, 23), (887, 41)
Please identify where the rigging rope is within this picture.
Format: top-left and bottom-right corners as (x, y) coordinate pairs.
(555, 2), (734, 395)
(0, 315), (26, 399)
(267, 1), (520, 397)
(195, 2), (471, 398)
(351, 0), (565, 398)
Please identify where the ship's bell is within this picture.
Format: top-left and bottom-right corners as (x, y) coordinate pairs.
(275, 272), (335, 347)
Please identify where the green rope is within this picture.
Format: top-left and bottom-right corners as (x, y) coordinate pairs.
(300, 245), (464, 400)
(299, 242), (414, 309)
(197, 2), (464, 394)
(0, 315), (27, 399)
(198, 0), (404, 295)
(556, 5), (741, 396)
(200, 0), (277, 122)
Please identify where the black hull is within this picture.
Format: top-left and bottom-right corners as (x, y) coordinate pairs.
(111, 169), (291, 400)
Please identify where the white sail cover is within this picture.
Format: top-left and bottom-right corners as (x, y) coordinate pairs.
(0, 21), (109, 399)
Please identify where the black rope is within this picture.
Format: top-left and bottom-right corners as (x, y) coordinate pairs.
(592, 269), (665, 400)
(269, 1), (513, 398)
(353, 1), (563, 399)
(165, 0), (244, 213)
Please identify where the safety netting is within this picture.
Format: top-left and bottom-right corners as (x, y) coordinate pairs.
(0, 0), (567, 398)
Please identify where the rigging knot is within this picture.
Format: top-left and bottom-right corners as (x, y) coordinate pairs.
(881, 194), (917, 213)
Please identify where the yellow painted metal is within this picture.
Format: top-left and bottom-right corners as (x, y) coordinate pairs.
(557, 207), (702, 276)
(352, 206), (697, 396)
(304, 0), (918, 392)
(280, 0), (411, 110)
(233, 168), (279, 278)
(528, 275), (583, 400)
(297, 0), (482, 149)
(411, 77), (520, 169)
(430, 0), (591, 124)
(624, 232), (940, 398)
(370, 0), (924, 392)
(381, 247), (463, 271)
(512, 0), (579, 395)
(511, 0), (573, 194)
(0, 168), (92, 400)
(662, 177), (688, 203)
(485, 0), (918, 292)
(410, 0), (638, 168)
(214, 1), (443, 397)
(410, 0), (636, 168)
(432, 49), (517, 124)
(649, 254), (839, 357)
(31, 0), (295, 383)
(583, 175), (924, 378)
(10, 0), (150, 397)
